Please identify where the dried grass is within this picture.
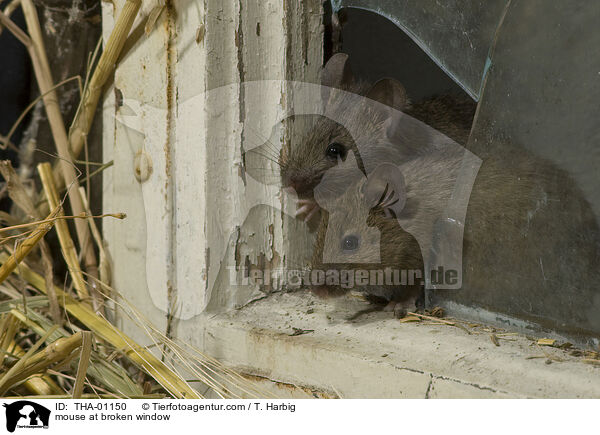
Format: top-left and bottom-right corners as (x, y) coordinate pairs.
(0, 0), (272, 400)
(0, 251), (274, 398)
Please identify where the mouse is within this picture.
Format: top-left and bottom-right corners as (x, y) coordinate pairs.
(309, 139), (600, 335)
(279, 53), (476, 223)
(309, 147), (457, 318)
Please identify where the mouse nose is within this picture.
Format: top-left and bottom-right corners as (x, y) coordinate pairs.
(285, 174), (310, 195)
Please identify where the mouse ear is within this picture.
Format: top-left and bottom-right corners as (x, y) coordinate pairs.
(322, 53), (354, 89)
(366, 78), (408, 112)
(362, 163), (406, 218)
(366, 78), (411, 143)
(321, 53), (354, 106)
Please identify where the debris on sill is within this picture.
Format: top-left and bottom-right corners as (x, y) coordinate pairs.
(289, 328), (314, 337)
(392, 306), (600, 368)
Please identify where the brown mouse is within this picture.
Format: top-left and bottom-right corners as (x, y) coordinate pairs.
(311, 141), (600, 336)
(279, 53), (476, 222)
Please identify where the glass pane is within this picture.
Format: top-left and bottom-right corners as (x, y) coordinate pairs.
(435, 1), (600, 341)
(333, 0), (509, 99)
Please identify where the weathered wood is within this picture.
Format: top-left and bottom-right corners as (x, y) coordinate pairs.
(102, 1), (323, 334)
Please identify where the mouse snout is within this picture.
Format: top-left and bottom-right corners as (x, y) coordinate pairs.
(283, 173), (317, 196)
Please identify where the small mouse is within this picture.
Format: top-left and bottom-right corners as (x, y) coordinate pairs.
(279, 53), (476, 222)
(309, 147), (460, 318)
(310, 141), (600, 334)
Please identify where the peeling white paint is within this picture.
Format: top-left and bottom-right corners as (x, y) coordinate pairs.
(103, 1), (323, 322)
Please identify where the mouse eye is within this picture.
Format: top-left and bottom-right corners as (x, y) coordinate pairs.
(341, 235), (360, 252)
(325, 142), (347, 161)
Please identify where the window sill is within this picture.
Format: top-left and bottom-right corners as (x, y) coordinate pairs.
(198, 292), (600, 398)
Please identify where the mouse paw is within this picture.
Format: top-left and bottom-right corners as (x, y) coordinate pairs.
(296, 199), (320, 223)
(383, 300), (414, 319)
(393, 305), (408, 319)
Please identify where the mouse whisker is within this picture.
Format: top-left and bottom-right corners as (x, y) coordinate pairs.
(246, 150), (281, 167)
(243, 126), (283, 161)
(253, 144), (280, 159)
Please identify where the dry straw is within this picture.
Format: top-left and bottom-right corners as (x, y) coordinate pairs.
(0, 0), (276, 400)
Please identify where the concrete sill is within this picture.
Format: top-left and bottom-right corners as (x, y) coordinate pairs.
(200, 292), (600, 398)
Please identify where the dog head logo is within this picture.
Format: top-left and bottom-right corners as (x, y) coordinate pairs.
(115, 76), (480, 317)
(3, 401), (50, 432)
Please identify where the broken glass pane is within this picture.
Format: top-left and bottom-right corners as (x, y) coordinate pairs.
(332, 0), (510, 99)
